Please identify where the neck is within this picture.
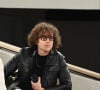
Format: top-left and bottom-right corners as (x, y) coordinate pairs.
(38, 49), (49, 56)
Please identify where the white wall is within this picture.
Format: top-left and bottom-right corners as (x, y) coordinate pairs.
(0, 0), (100, 9)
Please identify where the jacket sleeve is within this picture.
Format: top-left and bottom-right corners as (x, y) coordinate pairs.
(45, 56), (72, 90)
(4, 50), (22, 80)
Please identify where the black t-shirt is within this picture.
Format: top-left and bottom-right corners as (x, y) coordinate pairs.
(35, 54), (47, 76)
(32, 53), (47, 77)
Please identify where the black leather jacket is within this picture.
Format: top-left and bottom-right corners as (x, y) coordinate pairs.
(4, 47), (72, 90)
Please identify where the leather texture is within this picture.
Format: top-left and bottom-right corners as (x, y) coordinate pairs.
(4, 47), (72, 90)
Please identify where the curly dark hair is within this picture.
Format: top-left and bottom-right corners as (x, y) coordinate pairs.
(28, 22), (61, 49)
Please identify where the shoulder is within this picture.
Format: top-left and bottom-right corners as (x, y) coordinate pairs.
(21, 47), (33, 51)
(20, 47), (35, 54)
(13, 47), (35, 58)
(56, 50), (65, 59)
(55, 50), (68, 65)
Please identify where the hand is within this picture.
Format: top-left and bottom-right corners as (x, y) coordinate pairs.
(31, 77), (44, 90)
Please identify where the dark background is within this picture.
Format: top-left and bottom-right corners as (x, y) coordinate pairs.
(0, 8), (100, 73)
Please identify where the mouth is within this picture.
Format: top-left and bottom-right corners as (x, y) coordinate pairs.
(45, 45), (51, 47)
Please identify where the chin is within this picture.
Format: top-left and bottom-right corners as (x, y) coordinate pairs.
(44, 48), (51, 52)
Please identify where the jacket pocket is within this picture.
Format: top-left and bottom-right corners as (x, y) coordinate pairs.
(47, 64), (59, 71)
(45, 65), (59, 87)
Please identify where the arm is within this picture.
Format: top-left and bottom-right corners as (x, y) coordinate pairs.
(4, 51), (21, 79)
(58, 60), (72, 90)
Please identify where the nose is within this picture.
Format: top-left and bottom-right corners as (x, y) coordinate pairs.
(46, 38), (50, 42)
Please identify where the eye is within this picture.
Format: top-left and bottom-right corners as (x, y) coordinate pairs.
(40, 36), (54, 41)
(40, 36), (47, 41)
(49, 37), (54, 41)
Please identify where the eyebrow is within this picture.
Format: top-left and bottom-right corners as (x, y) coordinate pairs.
(40, 35), (53, 37)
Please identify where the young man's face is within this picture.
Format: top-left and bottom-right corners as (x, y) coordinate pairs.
(37, 34), (54, 53)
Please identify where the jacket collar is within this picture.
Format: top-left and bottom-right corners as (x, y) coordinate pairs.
(32, 48), (56, 56)
(32, 48), (57, 65)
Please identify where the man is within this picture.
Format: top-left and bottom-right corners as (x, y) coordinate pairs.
(4, 22), (72, 90)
